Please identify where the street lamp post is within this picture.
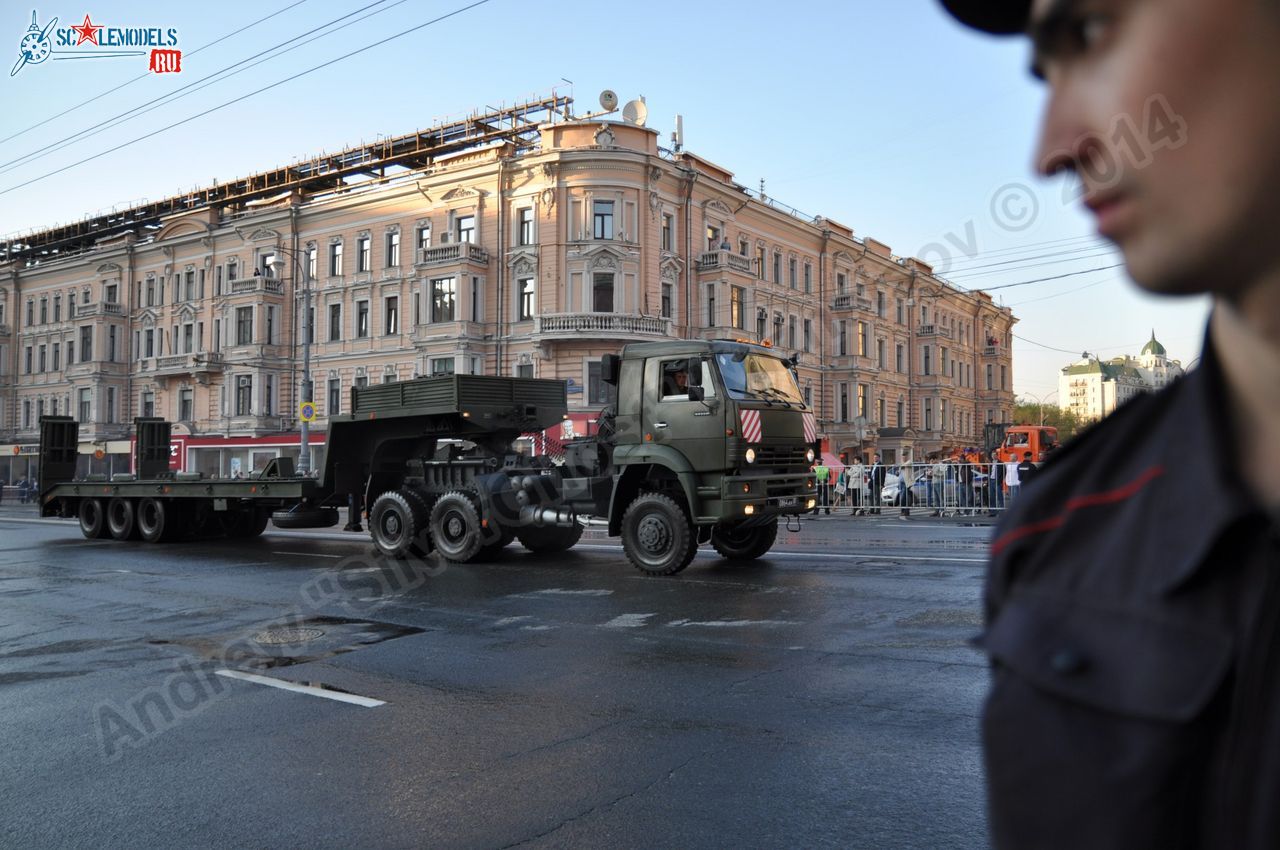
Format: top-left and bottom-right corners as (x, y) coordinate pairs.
(269, 248), (312, 475)
(1022, 390), (1059, 426)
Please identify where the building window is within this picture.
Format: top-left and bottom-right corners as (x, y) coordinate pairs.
(80, 326), (93, 362)
(329, 243), (343, 277)
(897, 399), (905, 427)
(266, 306), (275, 345)
(328, 378), (341, 416)
(356, 300), (370, 337)
(838, 321), (848, 357)
(235, 307), (253, 346)
(140, 390), (155, 419)
(385, 231), (400, 268)
(52, 343), (60, 371)
(788, 315), (797, 348)
(896, 344), (904, 373)
(263, 375), (274, 416)
(357, 236), (371, 272)
(38, 345), (46, 372)
(354, 374), (368, 390)
(858, 384), (868, 419)
(839, 383), (849, 422)
(1001, 365), (1008, 390)
(730, 286), (744, 329)
(836, 272), (847, 294)
(896, 299), (904, 325)
(803, 262), (812, 293)
(877, 291), (886, 318)
(706, 284), (716, 327)
(430, 279), (456, 323)
(384, 296), (399, 335)
(430, 357), (455, 376)
(756, 246), (766, 279)
(858, 321), (868, 357)
(924, 398), (934, 431)
(226, 259), (237, 285)
(516, 363), (534, 379)
(592, 201), (614, 240)
(307, 246), (317, 280)
(788, 257), (797, 289)
(517, 208), (534, 245)
(108, 326), (118, 361)
(417, 223), (431, 253)
(329, 304), (342, 341)
(236, 376), (252, 416)
(661, 283), (672, 319)
(518, 277), (535, 321)
(178, 389), (193, 422)
(470, 277), (482, 323)
(40, 298), (48, 324)
(772, 251), (782, 284)
(78, 389), (91, 423)
(592, 273), (614, 313)
(877, 338), (885, 369)
(739, 237), (749, 256)
(756, 308), (767, 340)
(661, 214), (673, 251)
(922, 345), (932, 376)
(25, 300), (33, 327)
(878, 396), (886, 426)
(455, 215), (475, 244)
(803, 318), (812, 353)
(986, 364), (994, 390)
(588, 360), (618, 405)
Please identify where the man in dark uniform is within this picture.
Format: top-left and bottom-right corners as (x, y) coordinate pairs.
(941, 1), (1280, 848)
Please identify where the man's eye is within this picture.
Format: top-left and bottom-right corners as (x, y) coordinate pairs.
(1070, 13), (1111, 51)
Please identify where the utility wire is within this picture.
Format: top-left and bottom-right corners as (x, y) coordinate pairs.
(962, 263), (1126, 293)
(0, 0), (402, 176)
(0, 0), (492, 197)
(941, 239), (1111, 272)
(948, 250), (1119, 279)
(1006, 275), (1121, 306)
(0, 0), (309, 147)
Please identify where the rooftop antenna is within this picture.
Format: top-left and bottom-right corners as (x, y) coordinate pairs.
(759, 178), (767, 203)
(671, 114), (683, 152)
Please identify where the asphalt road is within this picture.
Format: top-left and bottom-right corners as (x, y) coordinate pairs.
(0, 511), (994, 849)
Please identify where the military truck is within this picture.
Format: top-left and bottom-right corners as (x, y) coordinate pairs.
(37, 338), (817, 575)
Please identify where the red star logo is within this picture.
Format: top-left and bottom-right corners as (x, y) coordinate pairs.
(71, 14), (103, 46)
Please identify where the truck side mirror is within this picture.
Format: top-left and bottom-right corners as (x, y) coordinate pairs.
(601, 353), (620, 385)
(687, 385), (705, 402)
(687, 358), (703, 386)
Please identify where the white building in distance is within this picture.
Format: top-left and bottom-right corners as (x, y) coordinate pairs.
(1059, 331), (1184, 422)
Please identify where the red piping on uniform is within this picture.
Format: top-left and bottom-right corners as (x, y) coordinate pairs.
(990, 465), (1166, 557)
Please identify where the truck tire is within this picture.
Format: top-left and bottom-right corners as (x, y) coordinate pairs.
(710, 518), (778, 561)
(107, 498), (140, 540)
(78, 498), (110, 540)
(137, 498), (178, 543)
(228, 508), (269, 539)
(430, 491), (483, 563)
(270, 507), (340, 529)
(621, 492), (698, 576)
(477, 524), (516, 559)
(369, 490), (430, 559)
(515, 523), (582, 554)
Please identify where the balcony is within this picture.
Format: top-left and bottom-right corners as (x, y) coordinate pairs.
(536, 312), (672, 341)
(153, 352), (225, 378)
(418, 244), (490, 268)
(827, 354), (880, 373)
(66, 360), (129, 379)
(982, 345), (1002, 357)
(74, 301), (124, 318)
(229, 276), (284, 296)
(917, 324), (953, 339)
(831, 293), (872, 313)
(696, 250), (754, 275)
(226, 415), (286, 434)
(916, 373), (955, 388)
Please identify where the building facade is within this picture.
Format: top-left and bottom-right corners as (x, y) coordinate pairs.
(0, 97), (1016, 482)
(1059, 331), (1184, 422)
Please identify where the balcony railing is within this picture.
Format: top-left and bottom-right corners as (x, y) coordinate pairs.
(154, 352), (225, 377)
(917, 324), (953, 339)
(832, 293), (872, 312)
(75, 301), (124, 317)
(982, 345), (1001, 357)
(226, 415), (285, 432)
(418, 243), (489, 267)
(536, 312), (672, 339)
(230, 277), (284, 295)
(696, 250), (753, 274)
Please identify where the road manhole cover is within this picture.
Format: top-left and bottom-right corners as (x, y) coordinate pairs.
(253, 627), (325, 645)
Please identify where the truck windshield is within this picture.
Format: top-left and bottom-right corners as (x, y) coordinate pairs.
(715, 353), (804, 404)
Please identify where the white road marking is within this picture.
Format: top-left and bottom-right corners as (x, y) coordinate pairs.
(520, 625), (554, 631)
(214, 669), (384, 707)
(494, 616), (532, 626)
(572, 543), (986, 564)
(600, 613), (656, 629)
(273, 551), (342, 558)
(528, 588), (613, 597)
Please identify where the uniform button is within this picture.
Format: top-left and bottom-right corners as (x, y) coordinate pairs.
(1049, 649), (1088, 675)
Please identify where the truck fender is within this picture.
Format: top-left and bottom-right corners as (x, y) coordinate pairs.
(607, 445), (701, 535)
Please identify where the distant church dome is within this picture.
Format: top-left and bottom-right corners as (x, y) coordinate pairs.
(1140, 330), (1166, 357)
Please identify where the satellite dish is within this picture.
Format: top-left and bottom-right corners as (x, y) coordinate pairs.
(622, 99), (648, 126)
(599, 90), (618, 111)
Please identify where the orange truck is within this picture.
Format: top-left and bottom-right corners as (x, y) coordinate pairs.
(992, 425), (1060, 465)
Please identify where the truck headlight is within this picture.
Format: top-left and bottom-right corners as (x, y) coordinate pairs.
(805, 448), (815, 463)
(745, 448), (756, 464)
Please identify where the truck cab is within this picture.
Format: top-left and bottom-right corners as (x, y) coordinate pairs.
(995, 425), (1060, 464)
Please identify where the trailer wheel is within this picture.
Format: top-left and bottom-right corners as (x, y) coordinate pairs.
(429, 491), (483, 563)
(270, 507), (340, 529)
(369, 490), (430, 559)
(78, 498), (110, 540)
(106, 498), (140, 540)
(228, 508), (269, 539)
(621, 492), (698, 576)
(515, 523), (583, 554)
(137, 498), (177, 543)
(709, 518), (778, 561)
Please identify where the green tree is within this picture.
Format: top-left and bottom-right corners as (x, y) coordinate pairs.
(1013, 401), (1086, 442)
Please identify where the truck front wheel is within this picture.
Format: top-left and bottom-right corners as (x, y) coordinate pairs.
(710, 518), (778, 561)
(621, 492), (698, 576)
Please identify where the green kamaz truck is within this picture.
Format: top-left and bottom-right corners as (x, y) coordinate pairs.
(37, 339), (817, 576)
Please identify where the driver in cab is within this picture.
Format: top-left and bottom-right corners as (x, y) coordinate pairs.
(662, 361), (691, 399)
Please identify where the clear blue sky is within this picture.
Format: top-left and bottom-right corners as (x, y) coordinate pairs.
(1, 0), (1209, 398)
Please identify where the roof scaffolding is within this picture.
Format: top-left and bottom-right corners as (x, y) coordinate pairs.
(3, 92), (573, 267)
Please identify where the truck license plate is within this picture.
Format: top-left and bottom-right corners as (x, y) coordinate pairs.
(779, 497), (798, 507)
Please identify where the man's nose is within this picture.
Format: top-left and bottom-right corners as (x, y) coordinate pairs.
(1033, 86), (1094, 178)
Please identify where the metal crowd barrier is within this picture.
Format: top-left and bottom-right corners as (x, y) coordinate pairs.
(818, 462), (1031, 516)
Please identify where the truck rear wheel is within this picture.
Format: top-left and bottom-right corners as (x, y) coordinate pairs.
(477, 525), (516, 559)
(710, 518), (778, 561)
(228, 508), (269, 539)
(516, 523), (583, 554)
(621, 492), (698, 576)
(107, 498), (140, 540)
(78, 498), (110, 540)
(137, 498), (178, 543)
(430, 491), (482, 563)
(369, 490), (430, 559)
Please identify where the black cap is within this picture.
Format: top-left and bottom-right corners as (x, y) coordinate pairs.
(939, 0), (1030, 35)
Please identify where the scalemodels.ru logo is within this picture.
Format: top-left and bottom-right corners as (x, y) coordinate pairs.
(11, 9), (182, 77)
